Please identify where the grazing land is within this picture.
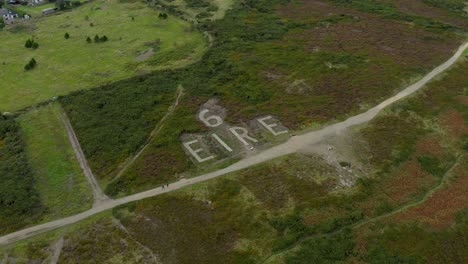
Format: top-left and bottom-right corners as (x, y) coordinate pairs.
(18, 103), (93, 220)
(0, 0), (206, 111)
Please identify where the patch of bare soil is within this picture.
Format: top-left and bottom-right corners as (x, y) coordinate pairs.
(136, 48), (155, 62)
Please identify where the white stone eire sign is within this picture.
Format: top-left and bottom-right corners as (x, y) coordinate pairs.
(183, 109), (289, 163)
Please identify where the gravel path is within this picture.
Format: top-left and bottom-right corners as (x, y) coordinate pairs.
(0, 42), (466, 246)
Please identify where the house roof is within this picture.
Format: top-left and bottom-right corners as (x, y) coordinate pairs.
(0, 8), (19, 17)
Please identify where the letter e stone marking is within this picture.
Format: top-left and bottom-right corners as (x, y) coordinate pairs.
(183, 140), (215, 163)
(257, 116), (288, 136)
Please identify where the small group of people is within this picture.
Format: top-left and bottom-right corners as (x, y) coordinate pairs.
(161, 183), (170, 190)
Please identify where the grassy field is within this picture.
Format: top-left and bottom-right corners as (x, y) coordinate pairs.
(0, 0), (206, 111)
(18, 103), (93, 220)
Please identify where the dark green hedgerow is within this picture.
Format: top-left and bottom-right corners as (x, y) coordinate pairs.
(0, 118), (43, 235)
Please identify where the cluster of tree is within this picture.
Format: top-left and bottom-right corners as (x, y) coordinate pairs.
(86, 34), (108, 43)
(158, 12), (168, 19)
(0, 18), (4, 29)
(54, 0), (81, 10)
(24, 58), (37, 71)
(24, 38), (39, 49)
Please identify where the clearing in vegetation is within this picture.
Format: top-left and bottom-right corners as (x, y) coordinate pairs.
(0, 0), (206, 111)
(18, 103), (93, 220)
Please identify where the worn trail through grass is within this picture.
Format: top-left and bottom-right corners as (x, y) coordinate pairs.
(59, 107), (110, 205)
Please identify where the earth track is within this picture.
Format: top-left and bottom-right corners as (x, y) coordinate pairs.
(59, 108), (110, 205)
(0, 42), (466, 247)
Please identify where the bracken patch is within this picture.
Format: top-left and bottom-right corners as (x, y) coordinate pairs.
(391, 158), (468, 229)
(439, 108), (467, 139)
(382, 159), (438, 205)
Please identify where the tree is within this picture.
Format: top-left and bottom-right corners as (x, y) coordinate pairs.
(64, 32), (70, 39)
(94, 34), (100, 43)
(55, 0), (66, 10)
(100, 35), (108, 42)
(86, 36), (92, 43)
(31, 42), (39, 49)
(0, 18), (5, 30)
(158, 12), (168, 19)
(25, 39), (33, 48)
(24, 58), (37, 71)
(0, 0), (4, 9)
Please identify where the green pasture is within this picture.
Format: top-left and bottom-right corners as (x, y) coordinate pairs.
(18, 103), (93, 219)
(0, 0), (206, 111)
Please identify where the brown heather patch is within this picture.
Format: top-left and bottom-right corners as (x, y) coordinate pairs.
(388, 0), (468, 30)
(439, 108), (467, 138)
(391, 159), (468, 229)
(239, 164), (331, 210)
(277, 0), (358, 21)
(352, 225), (373, 255)
(60, 218), (154, 263)
(137, 149), (186, 181)
(456, 95), (468, 105)
(121, 195), (239, 264)
(415, 135), (445, 157)
(293, 13), (460, 68)
(383, 159), (438, 205)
